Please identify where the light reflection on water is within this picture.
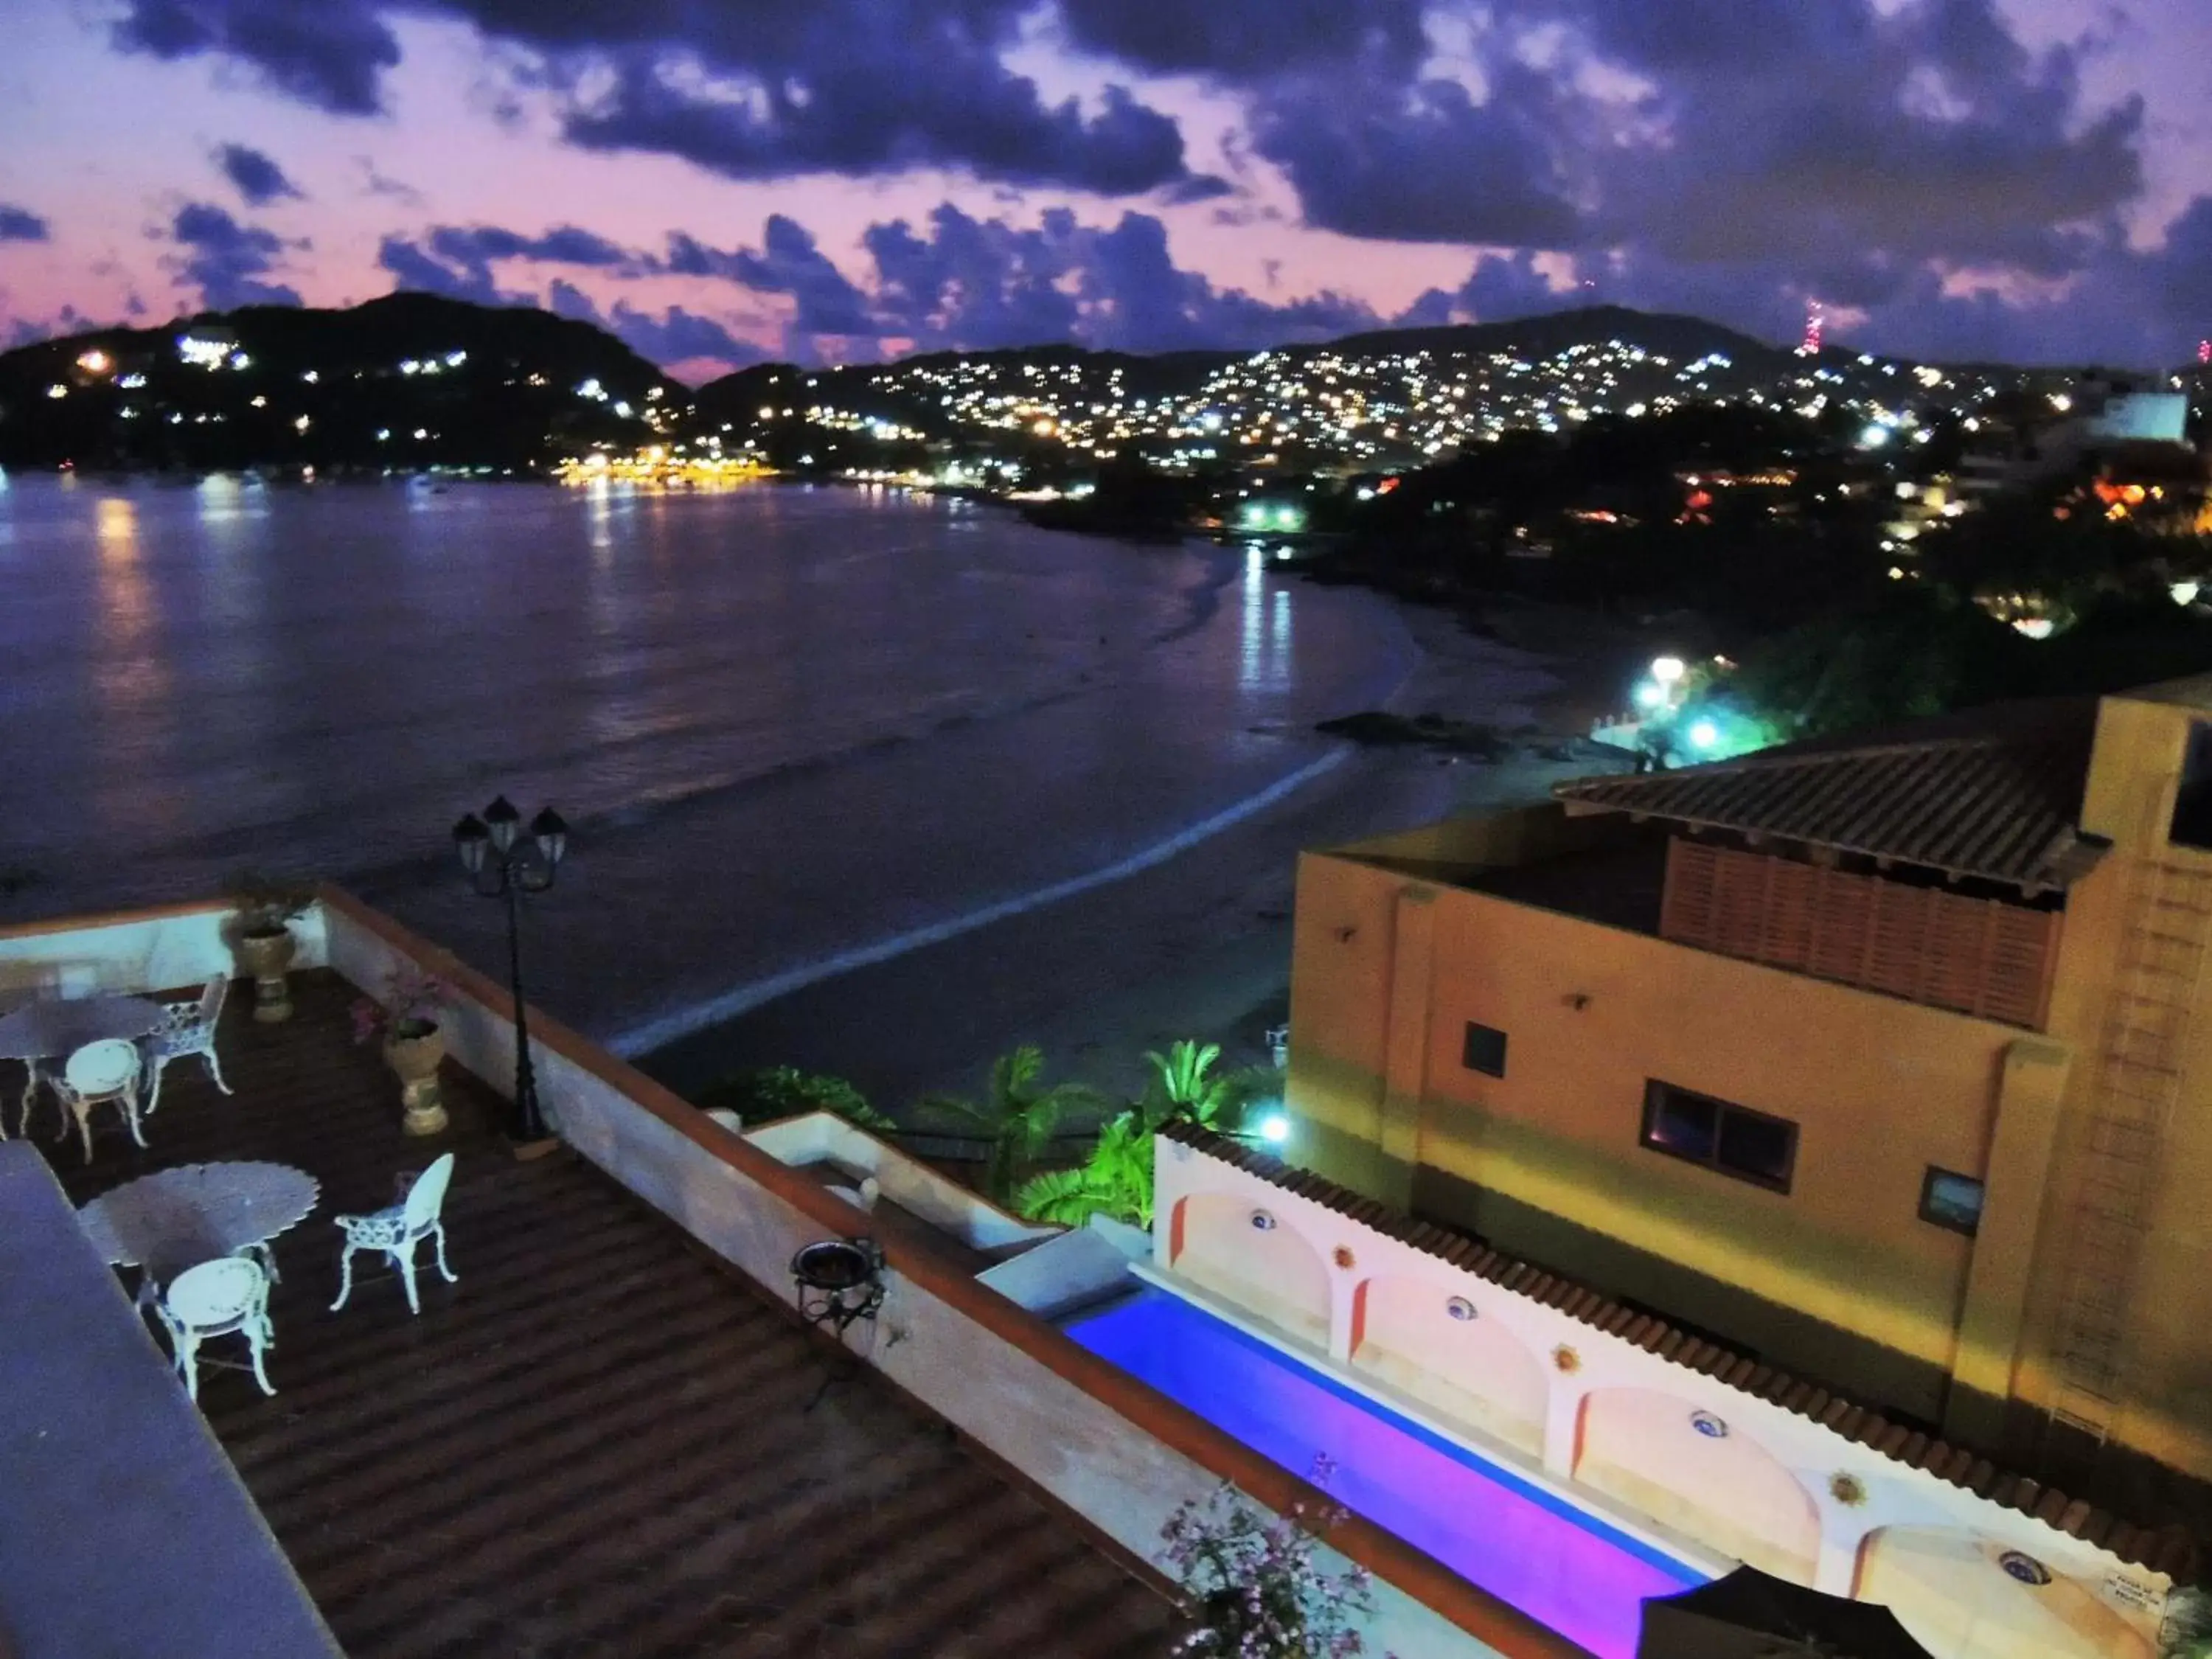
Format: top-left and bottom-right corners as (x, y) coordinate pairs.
(0, 478), (1416, 1037)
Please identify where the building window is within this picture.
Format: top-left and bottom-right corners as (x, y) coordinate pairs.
(1920, 1168), (1986, 1235)
(1640, 1080), (1797, 1192)
(1462, 1021), (1508, 1077)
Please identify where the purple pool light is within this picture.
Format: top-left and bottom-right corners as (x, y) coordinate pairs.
(1067, 1288), (1702, 1658)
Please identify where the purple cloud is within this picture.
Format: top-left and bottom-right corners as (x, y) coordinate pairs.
(170, 201), (301, 310)
(215, 142), (304, 206)
(0, 204), (49, 242)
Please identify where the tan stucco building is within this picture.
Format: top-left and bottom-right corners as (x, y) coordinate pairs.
(1284, 676), (2212, 1498)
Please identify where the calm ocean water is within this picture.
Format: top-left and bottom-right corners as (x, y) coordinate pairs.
(0, 474), (1416, 1046)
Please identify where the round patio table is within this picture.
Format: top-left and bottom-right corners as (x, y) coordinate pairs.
(0, 995), (167, 1138)
(78, 1161), (321, 1284)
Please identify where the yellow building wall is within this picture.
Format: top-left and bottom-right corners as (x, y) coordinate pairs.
(2012, 687), (2212, 1480)
(1290, 848), (2049, 1422)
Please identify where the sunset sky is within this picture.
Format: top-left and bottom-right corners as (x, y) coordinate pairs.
(1, 0), (2208, 380)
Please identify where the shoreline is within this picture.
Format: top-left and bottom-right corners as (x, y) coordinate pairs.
(635, 580), (1646, 1119)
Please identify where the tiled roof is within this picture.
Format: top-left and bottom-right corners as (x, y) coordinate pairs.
(1554, 698), (2105, 890)
(49, 973), (1179, 1659)
(1160, 1121), (2199, 1582)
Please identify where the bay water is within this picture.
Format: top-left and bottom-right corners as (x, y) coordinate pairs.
(0, 474), (1416, 1049)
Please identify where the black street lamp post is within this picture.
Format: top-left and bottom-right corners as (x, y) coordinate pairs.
(452, 795), (569, 1144)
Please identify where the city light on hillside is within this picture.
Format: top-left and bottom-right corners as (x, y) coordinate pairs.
(76, 349), (111, 376)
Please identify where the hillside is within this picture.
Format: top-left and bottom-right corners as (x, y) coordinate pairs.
(0, 293), (682, 471)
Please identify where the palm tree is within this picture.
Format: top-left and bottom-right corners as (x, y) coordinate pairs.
(924, 1046), (1107, 1206)
(1015, 1111), (1156, 1228)
(1140, 1040), (1275, 1136)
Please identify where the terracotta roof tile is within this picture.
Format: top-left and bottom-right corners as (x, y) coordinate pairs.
(1553, 698), (2104, 888)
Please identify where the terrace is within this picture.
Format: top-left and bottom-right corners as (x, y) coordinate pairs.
(0, 892), (1554, 1659)
(27, 967), (1179, 1659)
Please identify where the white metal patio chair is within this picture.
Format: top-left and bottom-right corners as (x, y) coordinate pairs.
(55, 1039), (146, 1164)
(155, 1256), (275, 1403)
(143, 975), (232, 1115)
(330, 1152), (458, 1316)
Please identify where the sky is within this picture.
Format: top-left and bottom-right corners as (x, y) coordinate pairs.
(1, 0), (2208, 381)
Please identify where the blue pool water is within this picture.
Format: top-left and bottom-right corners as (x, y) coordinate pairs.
(1066, 1288), (1704, 1658)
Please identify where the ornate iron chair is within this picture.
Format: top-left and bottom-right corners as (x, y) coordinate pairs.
(156, 1256), (275, 1403)
(330, 1152), (458, 1316)
(144, 975), (232, 1115)
(55, 1039), (145, 1164)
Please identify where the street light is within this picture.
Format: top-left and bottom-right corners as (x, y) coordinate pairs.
(452, 795), (568, 1143)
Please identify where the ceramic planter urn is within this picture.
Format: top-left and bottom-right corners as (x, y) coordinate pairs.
(234, 926), (297, 1023)
(384, 1023), (449, 1136)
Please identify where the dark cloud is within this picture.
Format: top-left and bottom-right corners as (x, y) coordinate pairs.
(0, 204), (49, 242)
(378, 234), (508, 304)
(683, 216), (877, 353)
(112, 0), (1194, 195)
(379, 221), (659, 307)
(534, 277), (763, 372)
(1252, 66), (1586, 248)
(112, 0), (398, 115)
(215, 142), (303, 206)
(605, 301), (765, 370)
(1397, 251), (1579, 329)
(170, 201), (301, 309)
(696, 203), (1376, 359)
(560, 52), (1186, 196)
(1051, 0), (1426, 78)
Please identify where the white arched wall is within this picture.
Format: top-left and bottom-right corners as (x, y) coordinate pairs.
(1148, 1136), (2174, 1648)
(1171, 1193), (1332, 1347)
(1574, 1387), (1822, 1582)
(1857, 1527), (2156, 1659)
(1350, 1275), (1548, 1457)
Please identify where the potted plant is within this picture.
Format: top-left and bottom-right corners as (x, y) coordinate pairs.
(1160, 1457), (1386, 1658)
(223, 870), (316, 1023)
(352, 964), (453, 1136)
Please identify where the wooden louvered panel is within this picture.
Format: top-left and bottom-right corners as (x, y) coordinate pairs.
(1660, 838), (1720, 947)
(1809, 868), (1874, 984)
(1919, 897), (1996, 1016)
(1658, 839), (2059, 1029)
(1759, 858), (1818, 970)
(1864, 883), (1934, 1001)
(1711, 846), (1773, 960)
(1980, 906), (2060, 1027)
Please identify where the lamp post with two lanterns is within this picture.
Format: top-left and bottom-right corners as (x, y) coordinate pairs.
(451, 796), (568, 1145)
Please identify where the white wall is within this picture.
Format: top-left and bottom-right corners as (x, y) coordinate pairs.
(1153, 1135), (2171, 1659)
(0, 901), (328, 998)
(744, 1112), (1060, 1253)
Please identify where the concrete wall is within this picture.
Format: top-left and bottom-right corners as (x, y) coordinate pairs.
(0, 1144), (343, 1659)
(1286, 846), (2039, 1420)
(1152, 1135), (2170, 1659)
(743, 1112), (1060, 1254)
(315, 888), (1576, 1659)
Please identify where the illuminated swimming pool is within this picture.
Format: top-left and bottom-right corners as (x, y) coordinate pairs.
(1065, 1287), (1704, 1659)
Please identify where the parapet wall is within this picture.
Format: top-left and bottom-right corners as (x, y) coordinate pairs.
(311, 886), (1578, 1659)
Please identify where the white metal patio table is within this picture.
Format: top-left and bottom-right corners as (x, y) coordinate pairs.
(0, 994), (167, 1138)
(79, 1161), (321, 1289)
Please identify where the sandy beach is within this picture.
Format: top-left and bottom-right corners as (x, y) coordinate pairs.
(637, 587), (1655, 1120)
